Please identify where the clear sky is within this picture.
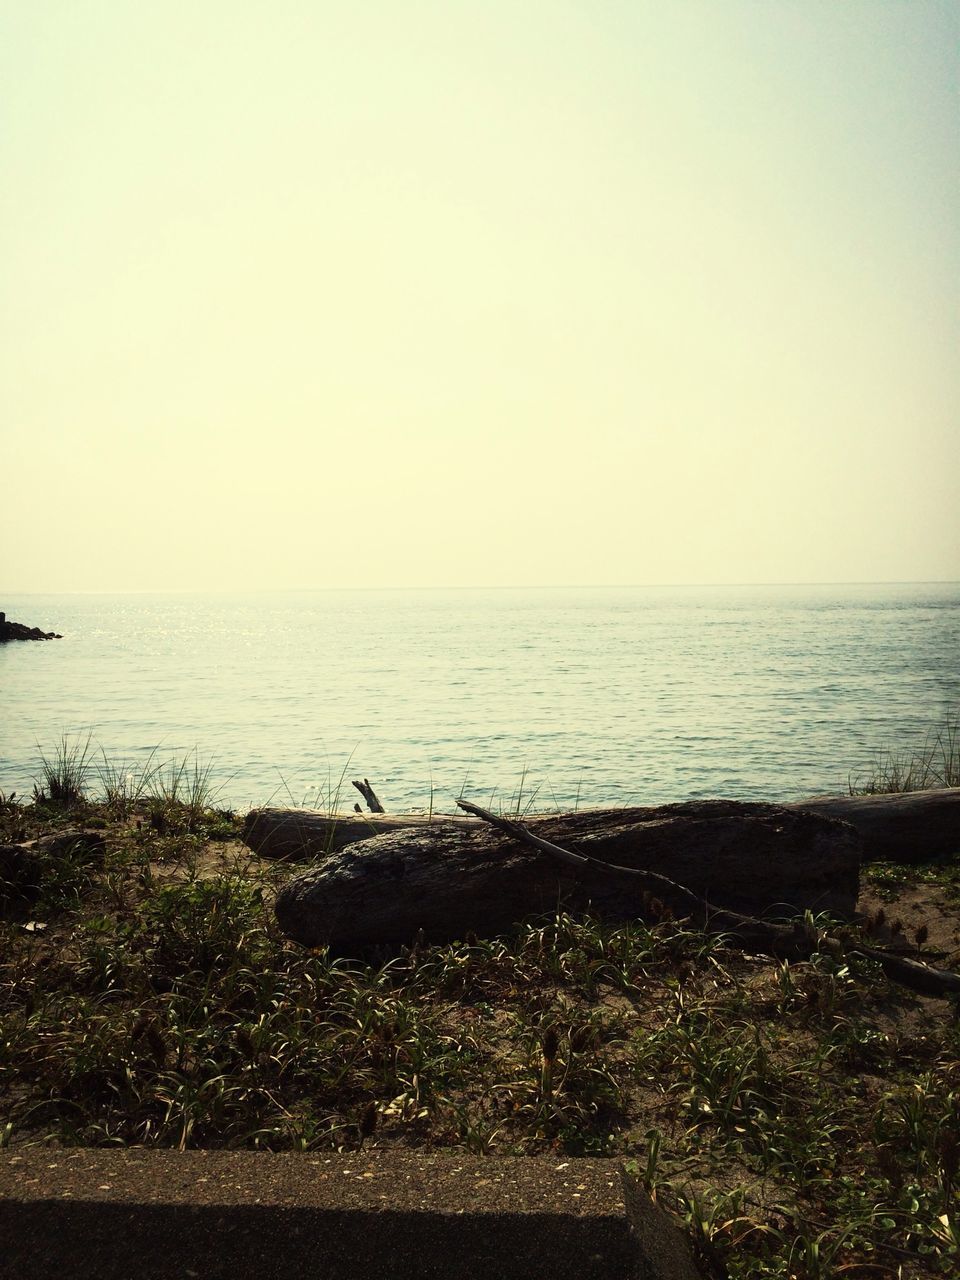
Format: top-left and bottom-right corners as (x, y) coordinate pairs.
(1, 0), (957, 592)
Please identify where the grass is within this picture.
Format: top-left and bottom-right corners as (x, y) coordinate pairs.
(29, 734), (223, 835)
(272, 751), (358, 814)
(850, 712), (960, 795)
(2, 738), (959, 1276)
(96, 745), (160, 816)
(33, 733), (95, 806)
(864, 855), (960, 908)
(148, 750), (222, 833)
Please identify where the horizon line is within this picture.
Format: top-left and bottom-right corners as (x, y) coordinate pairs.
(3, 578), (960, 597)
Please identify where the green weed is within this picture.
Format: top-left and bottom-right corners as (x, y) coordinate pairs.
(96, 747), (160, 816)
(148, 752), (221, 832)
(851, 710), (960, 794)
(33, 733), (94, 807)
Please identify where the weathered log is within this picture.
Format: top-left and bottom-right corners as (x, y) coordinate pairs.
(853, 944), (960, 999)
(242, 809), (477, 859)
(352, 778), (385, 814)
(244, 787), (960, 867)
(460, 800), (960, 1000)
(784, 787), (960, 863)
(273, 801), (861, 951)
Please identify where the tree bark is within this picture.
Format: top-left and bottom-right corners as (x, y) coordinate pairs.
(352, 779), (385, 814)
(242, 809), (477, 859)
(782, 787), (960, 863)
(456, 799), (960, 1000)
(245, 787), (960, 867)
(272, 801), (861, 951)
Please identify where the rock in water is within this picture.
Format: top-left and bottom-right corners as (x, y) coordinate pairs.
(0, 611), (62, 641)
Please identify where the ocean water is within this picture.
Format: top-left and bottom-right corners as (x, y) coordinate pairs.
(1, 584), (958, 814)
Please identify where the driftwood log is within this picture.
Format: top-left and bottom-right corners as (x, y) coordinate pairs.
(243, 809), (476, 859)
(272, 801), (861, 951)
(352, 779), (385, 814)
(244, 787), (960, 867)
(267, 797), (960, 999)
(783, 788), (960, 862)
(454, 800), (960, 1000)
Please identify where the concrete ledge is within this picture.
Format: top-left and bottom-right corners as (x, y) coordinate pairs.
(0, 1149), (703, 1280)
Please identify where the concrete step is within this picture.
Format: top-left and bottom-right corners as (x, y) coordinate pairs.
(0, 1149), (704, 1280)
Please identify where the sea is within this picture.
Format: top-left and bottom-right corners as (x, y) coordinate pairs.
(1, 584), (958, 815)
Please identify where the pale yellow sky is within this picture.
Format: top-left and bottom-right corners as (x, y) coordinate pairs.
(1, 0), (957, 591)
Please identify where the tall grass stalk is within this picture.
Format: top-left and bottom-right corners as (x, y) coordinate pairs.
(150, 752), (221, 829)
(850, 711), (960, 794)
(273, 751), (358, 814)
(96, 747), (160, 815)
(509, 764), (543, 817)
(34, 733), (94, 806)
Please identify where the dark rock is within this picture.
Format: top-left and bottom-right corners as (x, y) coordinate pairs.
(32, 829), (107, 861)
(0, 829), (106, 904)
(0, 843), (38, 898)
(0, 614), (62, 641)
